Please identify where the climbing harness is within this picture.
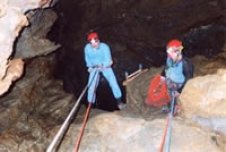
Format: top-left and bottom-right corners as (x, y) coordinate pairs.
(46, 69), (99, 152)
(159, 91), (176, 152)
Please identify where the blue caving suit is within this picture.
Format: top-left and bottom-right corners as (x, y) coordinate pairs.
(165, 56), (185, 110)
(84, 42), (122, 103)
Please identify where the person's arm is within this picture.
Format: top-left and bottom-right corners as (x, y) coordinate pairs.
(85, 45), (97, 72)
(161, 67), (166, 76)
(102, 43), (113, 68)
(162, 57), (171, 76)
(84, 45), (92, 68)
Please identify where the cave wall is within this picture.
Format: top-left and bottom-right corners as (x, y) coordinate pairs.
(0, 0), (58, 96)
(49, 0), (225, 96)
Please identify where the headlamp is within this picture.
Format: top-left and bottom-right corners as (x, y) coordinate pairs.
(167, 46), (183, 53)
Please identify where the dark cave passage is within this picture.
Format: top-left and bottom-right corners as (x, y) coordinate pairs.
(47, 0), (226, 111)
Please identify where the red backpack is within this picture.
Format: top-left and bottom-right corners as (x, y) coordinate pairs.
(145, 75), (172, 107)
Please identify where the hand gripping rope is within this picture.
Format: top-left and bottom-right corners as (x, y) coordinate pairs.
(46, 69), (99, 152)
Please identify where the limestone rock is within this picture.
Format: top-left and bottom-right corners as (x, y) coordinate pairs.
(14, 9), (61, 59)
(179, 68), (226, 118)
(0, 58), (24, 96)
(0, 0), (56, 96)
(56, 112), (222, 152)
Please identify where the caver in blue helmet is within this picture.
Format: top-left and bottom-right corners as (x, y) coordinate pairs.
(84, 32), (125, 109)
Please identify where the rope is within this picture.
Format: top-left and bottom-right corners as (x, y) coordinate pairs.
(73, 69), (100, 152)
(158, 91), (175, 152)
(46, 83), (88, 152)
(73, 102), (92, 152)
(165, 91), (175, 152)
(46, 69), (99, 152)
(159, 118), (170, 152)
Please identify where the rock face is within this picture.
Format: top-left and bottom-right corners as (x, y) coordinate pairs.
(0, 0), (62, 151)
(14, 9), (60, 59)
(55, 112), (222, 152)
(179, 68), (226, 138)
(191, 116), (226, 137)
(0, 56), (75, 152)
(0, 2), (27, 95)
(0, 59), (24, 95)
(180, 69), (226, 119)
(0, 0), (57, 96)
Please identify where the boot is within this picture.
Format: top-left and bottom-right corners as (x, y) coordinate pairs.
(117, 98), (125, 110)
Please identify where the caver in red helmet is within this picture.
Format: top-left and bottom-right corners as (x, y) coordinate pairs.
(87, 32), (99, 42)
(167, 39), (183, 53)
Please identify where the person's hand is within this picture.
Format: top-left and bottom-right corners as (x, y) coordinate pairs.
(93, 64), (103, 70)
(161, 76), (166, 82)
(87, 67), (93, 72)
(88, 64), (103, 72)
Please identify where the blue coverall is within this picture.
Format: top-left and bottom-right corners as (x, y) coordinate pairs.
(165, 57), (185, 84)
(84, 42), (122, 103)
(165, 57), (186, 110)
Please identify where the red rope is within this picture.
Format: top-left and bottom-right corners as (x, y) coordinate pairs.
(73, 102), (92, 152)
(159, 118), (170, 152)
(73, 69), (99, 152)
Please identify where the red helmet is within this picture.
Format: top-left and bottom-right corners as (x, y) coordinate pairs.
(167, 39), (183, 53)
(87, 32), (99, 42)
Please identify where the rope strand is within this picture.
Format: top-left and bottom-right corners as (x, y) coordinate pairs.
(73, 102), (92, 152)
(73, 69), (99, 152)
